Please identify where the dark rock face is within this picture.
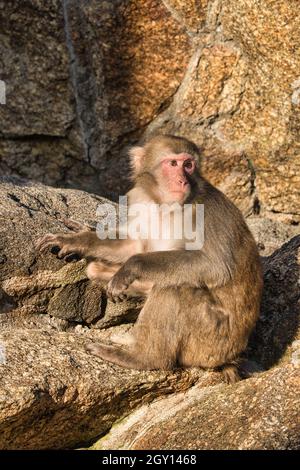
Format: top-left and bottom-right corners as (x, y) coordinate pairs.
(1, 1), (299, 220)
(0, 0), (190, 199)
(0, 1), (95, 191)
(248, 235), (300, 369)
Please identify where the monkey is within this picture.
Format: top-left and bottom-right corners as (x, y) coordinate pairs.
(36, 135), (263, 383)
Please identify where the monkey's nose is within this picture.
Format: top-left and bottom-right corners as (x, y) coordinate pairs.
(178, 176), (188, 184)
(178, 179), (188, 188)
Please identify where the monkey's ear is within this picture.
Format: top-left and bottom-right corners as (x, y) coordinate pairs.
(129, 146), (146, 177)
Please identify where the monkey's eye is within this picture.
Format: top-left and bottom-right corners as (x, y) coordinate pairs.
(184, 160), (193, 169)
(170, 160), (178, 167)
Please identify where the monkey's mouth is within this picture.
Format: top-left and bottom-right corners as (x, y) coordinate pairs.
(170, 184), (190, 194)
(169, 188), (191, 202)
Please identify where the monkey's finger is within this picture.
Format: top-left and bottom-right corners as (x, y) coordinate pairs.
(35, 236), (50, 251)
(64, 253), (82, 263)
(107, 290), (123, 304)
(86, 342), (99, 356)
(56, 247), (73, 259)
(59, 218), (90, 233)
(106, 281), (114, 301)
(118, 293), (127, 302)
(36, 234), (58, 249)
(86, 342), (109, 358)
(35, 234), (59, 252)
(107, 291), (116, 303)
(40, 241), (59, 253)
(50, 245), (61, 255)
(111, 293), (127, 303)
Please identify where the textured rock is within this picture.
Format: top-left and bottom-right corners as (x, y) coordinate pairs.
(0, 1), (72, 137)
(162, 0), (209, 34)
(247, 216), (299, 256)
(92, 365), (300, 450)
(0, 177), (141, 326)
(0, 327), (204, 449)
(1, 0), (299, 218)
(146, 0), (300, 221)
(248, 235), (300, 369)
(0, 178), (299, 449)
(245, 222), (300, 368)
(219, 0), (300, 220)
(0, 0), (190, 199)
(0, 0), (98, 192)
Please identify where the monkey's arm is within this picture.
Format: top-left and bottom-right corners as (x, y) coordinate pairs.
(36, 231), (141, 264)
(107, 250), (233, 301)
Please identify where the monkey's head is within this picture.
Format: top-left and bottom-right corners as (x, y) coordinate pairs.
(129, 135), (201, 203)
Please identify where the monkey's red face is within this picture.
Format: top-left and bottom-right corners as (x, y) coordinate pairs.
(160, 153), (196, 201)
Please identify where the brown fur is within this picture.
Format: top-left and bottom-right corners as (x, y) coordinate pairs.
(36, 135), (263, 383)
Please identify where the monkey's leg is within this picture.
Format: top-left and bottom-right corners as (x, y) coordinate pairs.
(87, 261), (120, 281)
(87, 287), (180, 370)
(87, 261), (152, 298)
(127, 280), (153, 297)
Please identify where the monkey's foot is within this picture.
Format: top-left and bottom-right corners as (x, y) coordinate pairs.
(86, 342), (111, 358)
(35, 233), (82, 262)
(86, 342), (141, 369)
(86, 342), (126, 365)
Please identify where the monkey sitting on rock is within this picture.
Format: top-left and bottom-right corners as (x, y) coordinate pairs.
(36, 135), (263, 383)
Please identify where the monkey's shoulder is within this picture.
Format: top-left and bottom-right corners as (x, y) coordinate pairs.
(127, 185), (158, 205)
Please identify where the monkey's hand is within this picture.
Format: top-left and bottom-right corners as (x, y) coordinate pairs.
(106, 274), (130, 303)
(106, 261), (138, 302)
(35, 232), (84, 262)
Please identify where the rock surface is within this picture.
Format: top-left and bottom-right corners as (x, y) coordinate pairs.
(0, 177), (142, 326)
(146, 0), (300, 221)
(1, 0), (299, 219)
(248, 235), (300, 369)
(0, 0), (190, 199)
(0, 179), (299, 449)
(0, 327), (204, 449)
(92, 365), (300, 450)
(247, 217), (299, 256)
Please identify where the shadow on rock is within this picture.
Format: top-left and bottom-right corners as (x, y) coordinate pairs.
(248, 235), (300, 369)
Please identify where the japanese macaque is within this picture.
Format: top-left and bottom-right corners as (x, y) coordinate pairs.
(36, 135), (263, 382)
